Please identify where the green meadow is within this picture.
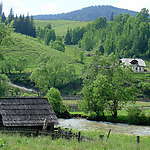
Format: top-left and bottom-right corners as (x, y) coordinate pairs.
(34, 20), (89, 36)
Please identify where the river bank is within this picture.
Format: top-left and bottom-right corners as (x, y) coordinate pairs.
(58, 118), (150, 136)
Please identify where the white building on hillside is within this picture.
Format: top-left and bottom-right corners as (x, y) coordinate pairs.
(120, 58), (146, 72)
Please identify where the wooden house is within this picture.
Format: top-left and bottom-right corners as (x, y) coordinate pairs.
(0, 97), (58, 131)
(120, 58), (146, 72)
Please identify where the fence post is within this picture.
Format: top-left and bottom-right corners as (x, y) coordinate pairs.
(58, 127), (61, 138)
(100, 135), (104, 141)
(107, 129), (111, 140)
(137, 136), (140, 144)
(52, 133), (54, 140)
(78, 131), (81, 142)
(36, 129), (39, 137)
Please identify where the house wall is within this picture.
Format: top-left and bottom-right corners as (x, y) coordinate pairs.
(132, 65), (144, 72)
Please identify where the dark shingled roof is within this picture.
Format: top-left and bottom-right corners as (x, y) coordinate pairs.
(0, 98), (58, 127)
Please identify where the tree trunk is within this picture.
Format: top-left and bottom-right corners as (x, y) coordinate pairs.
(113, 110), (117, 118)
(112, 100), (118, 118)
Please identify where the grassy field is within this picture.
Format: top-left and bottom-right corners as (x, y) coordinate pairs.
(34, 20), (89, 36)
(0, 130), (149, 150)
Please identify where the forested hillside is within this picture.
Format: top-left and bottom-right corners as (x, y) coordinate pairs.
(64, 8), (150, 60)
(33, 5), (138, 21)
(0, 5), (150, 98)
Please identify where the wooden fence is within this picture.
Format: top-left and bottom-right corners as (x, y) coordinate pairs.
(0, 127), (92, 142)
(0, 127), (142, 144)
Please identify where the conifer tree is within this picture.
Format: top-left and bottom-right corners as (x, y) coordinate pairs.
(8, 8), (14, 24)
(110, 11), (114, 21)
(1, 12), (6, 23)
(64, 28), (72, 45)
(0, 2), (2, 16)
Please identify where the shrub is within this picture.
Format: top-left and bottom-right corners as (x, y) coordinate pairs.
(127, 106), (148, 125)
(138, 82), (150, 96)
(45, 87), (66, 113)
(51, 41), (65, 52)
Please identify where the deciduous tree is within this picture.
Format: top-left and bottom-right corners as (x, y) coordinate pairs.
(81, 53), (136, 118)
(45, 87), (66, 113)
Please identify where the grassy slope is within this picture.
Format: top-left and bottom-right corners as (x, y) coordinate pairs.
(34, 20), (89, 36)
(1, 32), (90, 74)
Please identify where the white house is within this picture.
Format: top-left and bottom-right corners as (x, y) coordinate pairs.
(120, 58), (146, 72)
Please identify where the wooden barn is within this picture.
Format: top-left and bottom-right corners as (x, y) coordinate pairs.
(0, 97), (58, 131)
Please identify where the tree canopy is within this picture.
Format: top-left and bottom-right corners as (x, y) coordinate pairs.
(0, 23), (11, 97)
(81, 53), (136, 118)
(45, 87), (66, 114)
(65, 8), (150, 59)
(30, 54), (76, 95)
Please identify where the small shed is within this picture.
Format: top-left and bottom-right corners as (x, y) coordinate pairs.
(120, 58), (146, 72)
(0, 97), (58, 131)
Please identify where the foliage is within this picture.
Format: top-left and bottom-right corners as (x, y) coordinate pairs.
(0, 22), (11, 97)
(81, 53), (136, 118)
(0, 2), (2, 16)
(51, 40), (65, 52)
(62, 8), (150, 59)
(82, 74), (112, 117)
(127, 106), (148, 124)
(0, 56), (15, 74)
(0, 74), (10, 97)
(0, 23), (11, 45)
(79, 52), (85, 64)
(30, 54), (76, 94)
(13, 15), (36, 37)
(15, 56), (27, 73)
(64, 28), (72, 45)
(7, 8), (14, 25)
(45, 87), (66, 113)
(1, 12), (6, 23)
(45, 29), (56, 45)
(138, 81), (150, 97)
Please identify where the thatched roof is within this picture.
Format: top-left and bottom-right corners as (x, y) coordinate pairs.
(120, 58), (146, 67)
(0, 98), (58, 127)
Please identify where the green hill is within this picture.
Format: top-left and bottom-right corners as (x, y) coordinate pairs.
(33, 5), (138, 21)
(1, 32), (89, 74)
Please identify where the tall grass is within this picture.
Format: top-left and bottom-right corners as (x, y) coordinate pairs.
(0, 130), (150, 150)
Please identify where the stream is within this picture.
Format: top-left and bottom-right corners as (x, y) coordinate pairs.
(58, 118), (150, 136)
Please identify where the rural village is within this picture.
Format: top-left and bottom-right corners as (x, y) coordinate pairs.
(0, 1), (150, 149)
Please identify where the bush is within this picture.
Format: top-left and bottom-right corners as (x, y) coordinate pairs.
(45, 87), (66, 114)
(87, 112), (106, 121)
(51, 41), (65, 52)
(127, 106), (148, 125)
(138, 82), (150, 96)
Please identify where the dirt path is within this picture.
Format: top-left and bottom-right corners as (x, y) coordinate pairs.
(10, 83), (37, 93)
